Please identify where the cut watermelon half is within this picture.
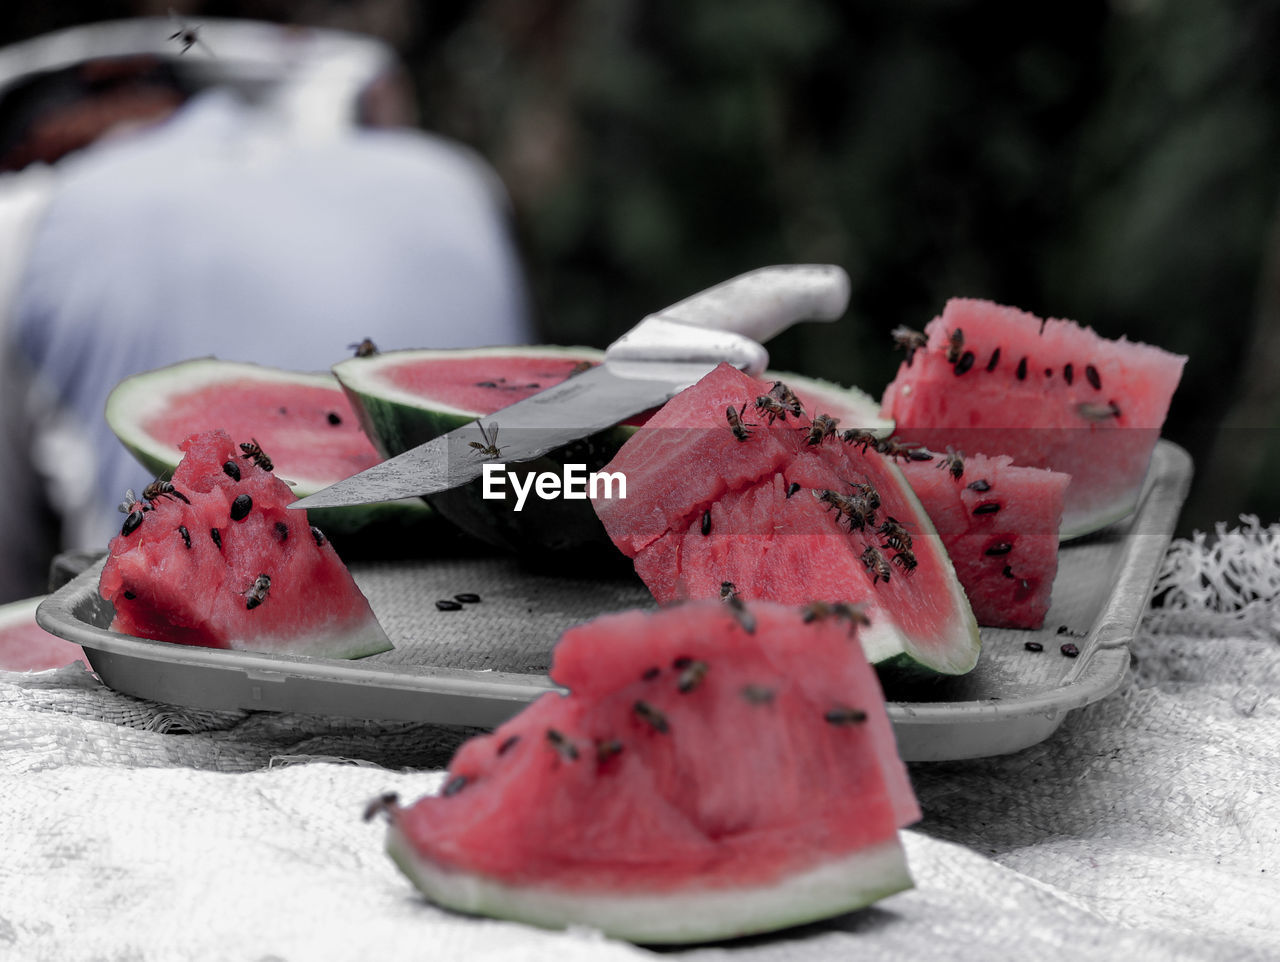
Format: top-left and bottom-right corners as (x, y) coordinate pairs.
(99, 430), (391, 658)
(332, 345), (893, 556)
(881, 298), (1186, 539)
(104, 357), (434, 543)
(0, 595), (88, 672)
(377, 599), (919, 944)
(593, 363), (980, 676)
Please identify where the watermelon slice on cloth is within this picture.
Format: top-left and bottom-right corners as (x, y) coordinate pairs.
(899, 453), (1069, 629)
(881, 298), (1186, 539)
(374, 599), (919, 944)
(99, 430), (391, 658)
(0, 596), (88, 672)
(592, 363), (980, 676)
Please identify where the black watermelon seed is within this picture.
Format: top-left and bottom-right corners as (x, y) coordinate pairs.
(954, 350), (975, 375)
(967, 478), (992, 492)
(435, 599), (463, 611)
(441, 774), (468, 797)
(475, 381), (498, 388)
(497, 735), (521, 755)
(277, 406), (287, 415)
(672, 655), (692, 669)
(121, 510), (144, 536)
(1002, 565), (1015, 578)
(1024, 641), (1044, 652)
(326, 411), (342, 426)
(178, 525), (191, 549)
(122, 590), (136, 600)
(222, 460), (241, 481)
(310, 526), (326, 546)
(454, 593), (481, 604)
(973, 501), (1001, 515)
(1016, 356), (1028, 380)
(1060, 642), (1081, 658)
(1063, 363), (1074, 385)
(1085, 364), (1102, 390)
(210, 528), (222, 549)
(984, 542), (1013, 556)
(701, 509), (712, 536)
(785, 481), (801, 499)
(274, 521), (289, 542)
(986, 347), (1001, 372)
(1044, 367), (1053, 378)
(824, 706), (868, 726)
(641, 666), (661, 681)
(230, 493), (253, 521)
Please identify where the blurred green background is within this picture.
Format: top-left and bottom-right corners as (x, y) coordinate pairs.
(3, 0), (1278, 537)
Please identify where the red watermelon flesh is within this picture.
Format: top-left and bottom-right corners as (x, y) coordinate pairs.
(99, 430), (391, 658)
(898, 454), (1069, 629)
(881, 298), (1185, 539)
(107, 359), (384, 492)
(0, 596), (88, 672)
(380, 599), (918, 944)
(592, 363), (980, 676)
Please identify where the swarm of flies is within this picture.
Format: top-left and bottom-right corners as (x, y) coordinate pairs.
(469, 421), (503, 458)
(891, 325), (928, 365)
(801, 413), (840, 446)
(725, 403), (755, 442)
(753, 380), (804, 425)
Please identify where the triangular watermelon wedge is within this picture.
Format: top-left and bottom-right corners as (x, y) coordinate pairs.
(592, 363), (980, 676)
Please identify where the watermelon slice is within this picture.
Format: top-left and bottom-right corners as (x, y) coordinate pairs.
(375, 599), (919, 944)
(104, 357), (434, 542)
(592, 363), (980, 676)
(0, 595), (88, 672)
(99, 430), (391, 658)
(332, 346), (892, 556)
(898, 453), (1070, 629)
(881, 298), (1186, 539)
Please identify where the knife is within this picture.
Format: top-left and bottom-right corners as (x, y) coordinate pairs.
(291, 264), (850, 510)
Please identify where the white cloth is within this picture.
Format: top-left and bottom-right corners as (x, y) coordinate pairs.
(2, 522), (1278, 960)
(2, 91), (532, 561)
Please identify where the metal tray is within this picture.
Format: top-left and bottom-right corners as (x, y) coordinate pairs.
(36, 440), (1192, 762)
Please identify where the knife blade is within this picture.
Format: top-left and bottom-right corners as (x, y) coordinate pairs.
(291, 264), (850, 510)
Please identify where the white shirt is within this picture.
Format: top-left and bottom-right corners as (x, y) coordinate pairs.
(0, 92), (532, 595)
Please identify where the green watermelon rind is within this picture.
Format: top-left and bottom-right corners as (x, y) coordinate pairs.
(385, 824), (911, 944)
(103, 357), (435, 539)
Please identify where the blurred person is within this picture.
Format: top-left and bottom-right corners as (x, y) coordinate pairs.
(0, 20), (533, 601)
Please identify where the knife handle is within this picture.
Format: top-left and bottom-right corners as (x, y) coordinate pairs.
(605, 264), (849, 377)
(653, 264), (850, 342)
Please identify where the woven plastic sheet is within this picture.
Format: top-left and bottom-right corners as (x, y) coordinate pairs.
(3, 520), (1279, 960)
